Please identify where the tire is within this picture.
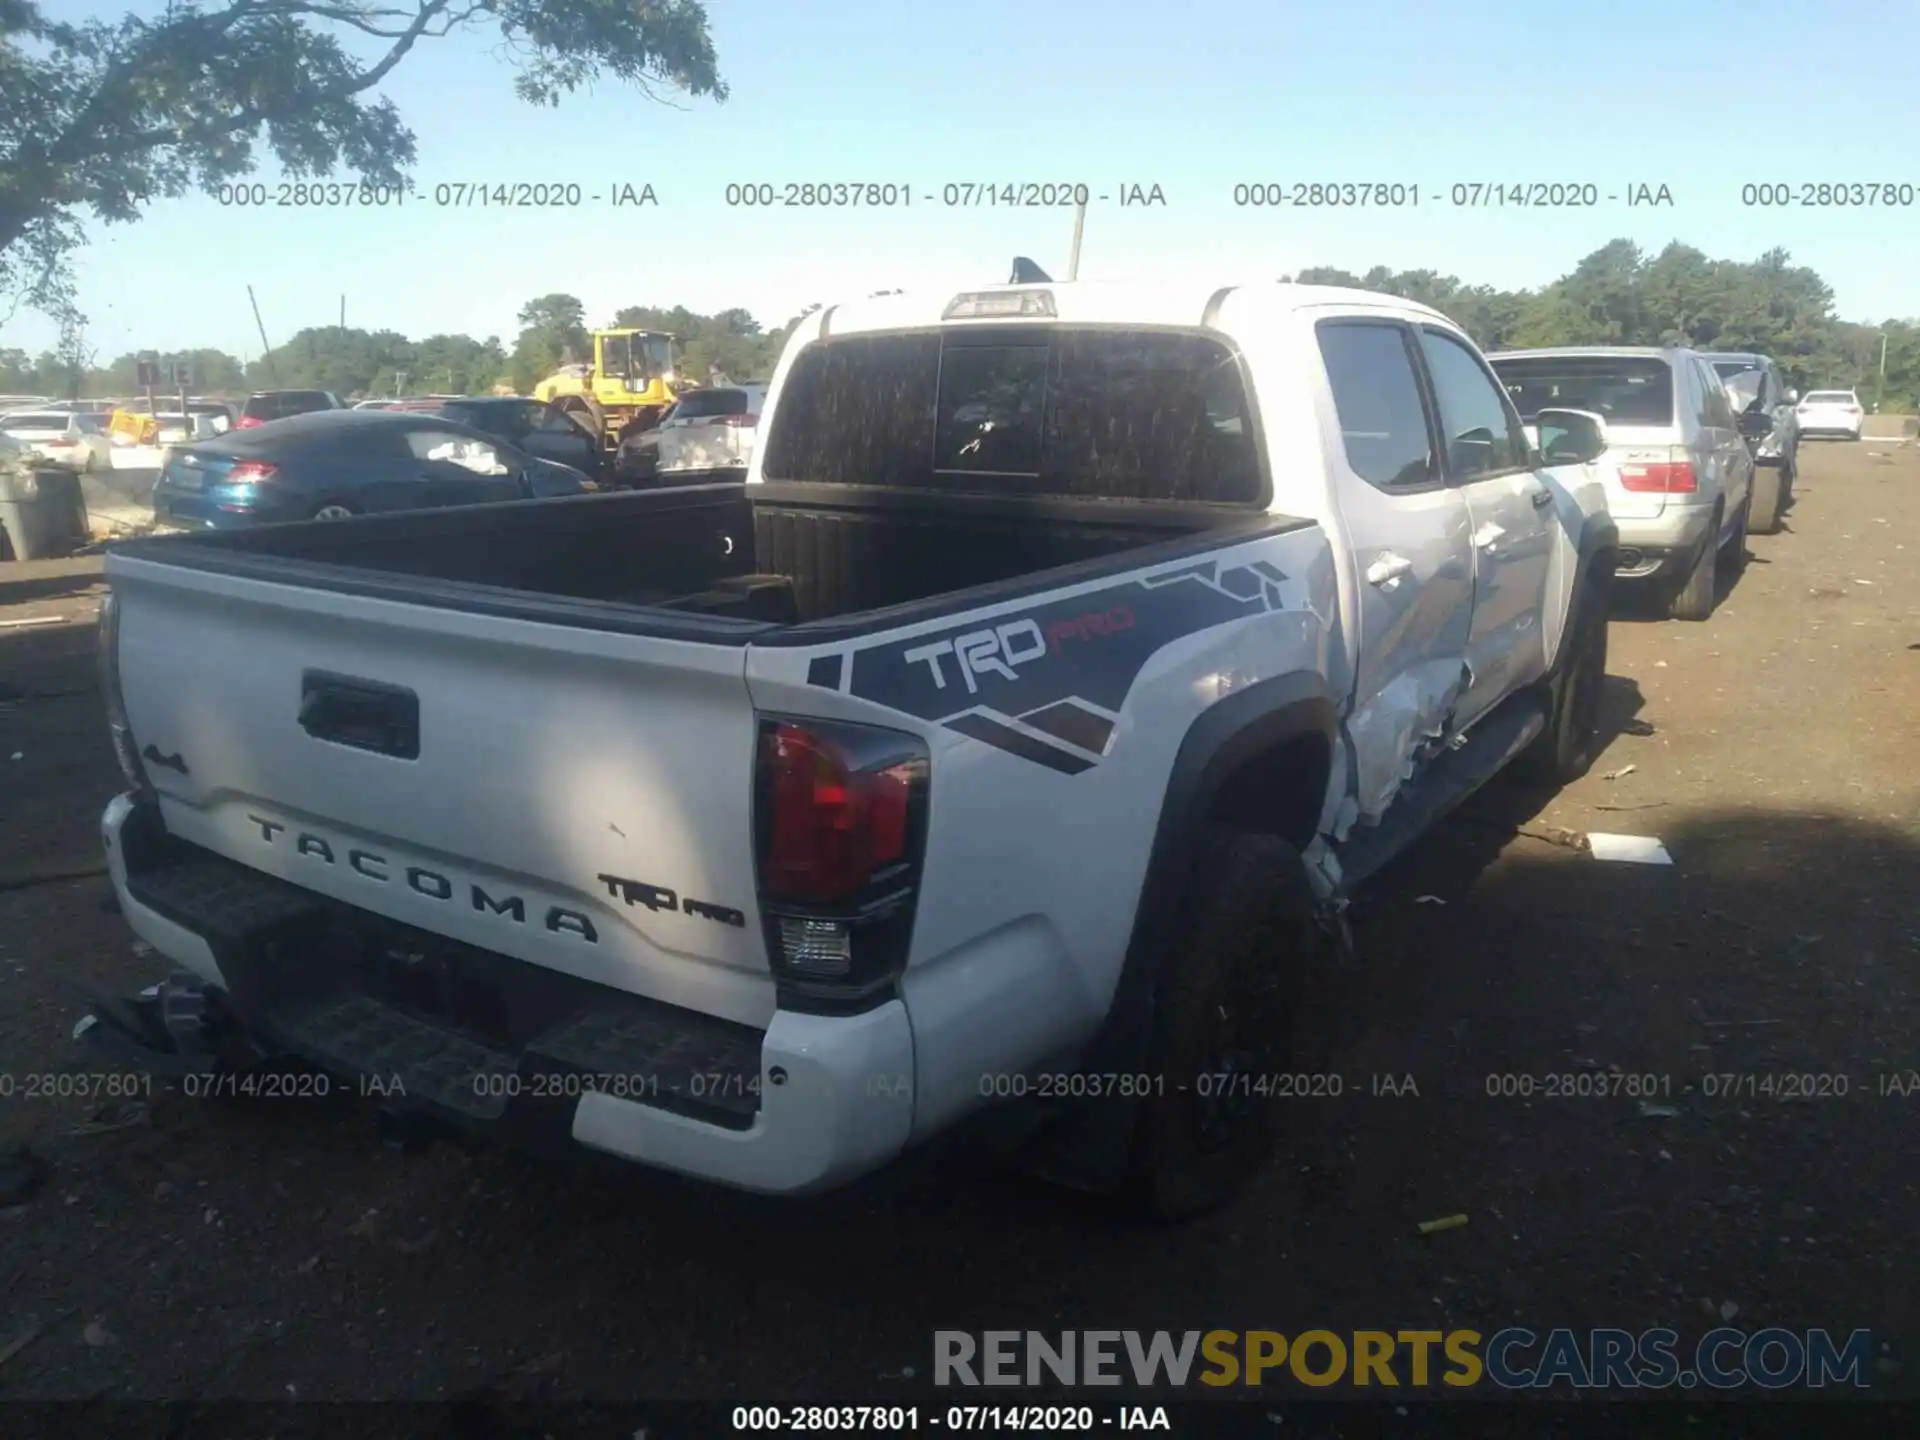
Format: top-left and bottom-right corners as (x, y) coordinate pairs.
(1721, 487), (1751, 575)
(1749, 465), (1784, 536)
(1667, 518), (1719, 622)
(1126, 827), (1315, 1221)
(312, 502), (358, 521)
(1514, 572), (1609, 786)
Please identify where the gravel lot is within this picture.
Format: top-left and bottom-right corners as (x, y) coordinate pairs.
(0, 443), (1916, 1424)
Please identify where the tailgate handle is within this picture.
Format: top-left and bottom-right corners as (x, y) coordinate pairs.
(299, 671), (420, 760)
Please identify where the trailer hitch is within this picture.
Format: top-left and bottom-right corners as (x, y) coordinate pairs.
(71, 973), (266, 1077)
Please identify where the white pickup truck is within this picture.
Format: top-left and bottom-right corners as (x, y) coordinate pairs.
(84, 280), (1617, 1217)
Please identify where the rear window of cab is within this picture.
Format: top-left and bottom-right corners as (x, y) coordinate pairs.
(760, 327), (1264, 504)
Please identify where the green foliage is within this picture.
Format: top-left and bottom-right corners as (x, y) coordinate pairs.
(0, 0), (726, 332)
(509, 294), (590, 390)
(610, 301), (793, 383)
(243, 325), (508, 396)
(1298, 239), (1920, 410)
(22, 243), (1920, 411)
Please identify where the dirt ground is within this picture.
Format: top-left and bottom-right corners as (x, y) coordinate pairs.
(0, 445), (1916, 1426)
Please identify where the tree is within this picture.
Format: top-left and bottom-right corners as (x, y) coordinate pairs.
(510, 293), (589, 390)
(0, 0), (728, 330)
(31, 255), (1920, 413)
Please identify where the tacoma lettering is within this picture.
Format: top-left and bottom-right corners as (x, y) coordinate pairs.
(246, 814), (596, 942)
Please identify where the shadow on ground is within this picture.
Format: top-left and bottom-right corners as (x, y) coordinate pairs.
(1, 803), (1911, 1414)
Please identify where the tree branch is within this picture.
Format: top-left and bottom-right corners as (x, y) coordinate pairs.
(61, 0), (452, 159)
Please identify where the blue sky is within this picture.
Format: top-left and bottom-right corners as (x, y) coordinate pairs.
(10, 0), (1920, 360)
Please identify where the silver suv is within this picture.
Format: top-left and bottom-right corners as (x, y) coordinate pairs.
(1489, 346), (1755, 621)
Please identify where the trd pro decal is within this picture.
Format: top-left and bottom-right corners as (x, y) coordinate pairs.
(808, 559), (1292, 774)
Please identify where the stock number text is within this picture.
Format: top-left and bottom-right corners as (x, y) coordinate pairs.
(1742, 182), (1919, 208)
(1486, 1072), (1671, 1099)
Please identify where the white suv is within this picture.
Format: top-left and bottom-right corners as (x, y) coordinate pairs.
(657, 383), (768, 476)
(1796, 390), (1863, 441)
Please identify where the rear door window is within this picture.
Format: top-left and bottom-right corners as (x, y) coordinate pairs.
(675, 388), (749, 420)
(1688, 362), (1718, 430)
(760, 327), (1263, 503)
(1490, 355), (1676, 428)
(1696, 362), (1736, 428)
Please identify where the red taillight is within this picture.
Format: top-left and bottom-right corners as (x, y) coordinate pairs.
(759, 722), (913, 903)
(225, 460), (279, 482)
(44, 436), (76, 447)
(235, 415), (264, 429)
(716, 413), (758, 427)
(1618, 459), (1697, 494)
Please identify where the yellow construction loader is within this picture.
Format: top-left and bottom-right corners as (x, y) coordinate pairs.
(531, 329), (682, 456)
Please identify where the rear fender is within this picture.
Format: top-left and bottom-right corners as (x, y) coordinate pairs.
(1026, 675), (1337, 1189)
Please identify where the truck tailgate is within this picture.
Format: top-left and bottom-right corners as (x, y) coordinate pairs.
(109, 556), (777, 1030)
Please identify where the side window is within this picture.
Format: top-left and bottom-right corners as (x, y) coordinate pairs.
(1416, 329), (1526, 480)
(1696, 363), (1733, 428)
(1315, 321), (1434, 490)
(405, 430), (511, 475)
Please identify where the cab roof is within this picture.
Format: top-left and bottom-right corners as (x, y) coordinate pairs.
(813, 279), (1458, 338)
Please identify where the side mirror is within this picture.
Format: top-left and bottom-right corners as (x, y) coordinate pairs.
(1532, 407), (1609, 466)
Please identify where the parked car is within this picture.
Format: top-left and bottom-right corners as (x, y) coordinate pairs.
(1702, 352), (1798, 533)
(657, 383), (767, 477)
(611, 421), (661, 486)
(85, 278), (1615, 1218)
(1796, 389), (1864, 441)
(1490, 346), (1753, 621)
(150, 409), (594, 529)
(233, 389), (345, 430)
(431, 396), (604, 475)
(0, 409), (112, 471)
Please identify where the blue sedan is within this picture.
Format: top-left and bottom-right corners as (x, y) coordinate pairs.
(152, 409), (594, 529)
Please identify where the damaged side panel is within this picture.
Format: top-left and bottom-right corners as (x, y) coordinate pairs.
(1341, 657), (1470, 829)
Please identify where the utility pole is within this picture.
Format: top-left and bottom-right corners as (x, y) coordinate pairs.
(1878, 330), (1889, 412)
(340, 295), (346, 330)
(1067, 198), (1086, 282)
(248, 286), (279, 386)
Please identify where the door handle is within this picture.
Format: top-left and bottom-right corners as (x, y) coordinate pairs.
(1366, 552), (1414, 587)
(1530, 488), (1554, 509)
(300, 671), (420, 760)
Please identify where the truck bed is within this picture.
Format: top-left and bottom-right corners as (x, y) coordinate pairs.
(116, 481), (1294, 641)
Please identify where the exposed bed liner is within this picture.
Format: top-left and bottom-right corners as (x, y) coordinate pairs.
(109, 481), (1310, 643)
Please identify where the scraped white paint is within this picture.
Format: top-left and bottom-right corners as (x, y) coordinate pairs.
(1344, 660), (1468, 824)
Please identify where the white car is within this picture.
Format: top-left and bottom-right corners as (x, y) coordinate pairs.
(656, 383), (768, 476)
(1, 408), (113, 471)
(1796, 389), (1863, 440)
